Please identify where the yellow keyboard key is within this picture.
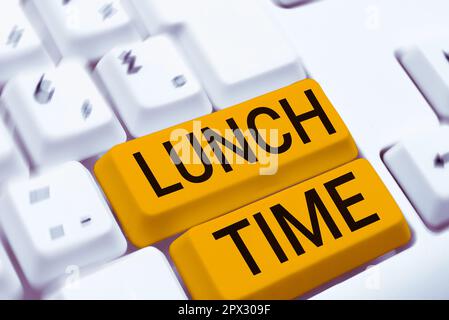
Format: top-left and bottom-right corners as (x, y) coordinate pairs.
(94, 79), (358, 247)
(170, 159), (411, 300)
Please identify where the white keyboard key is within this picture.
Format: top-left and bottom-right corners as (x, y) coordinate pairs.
(0, 1), (52, 83)
(96, 36), (212, 137)
(0, 120), (28, 187)
(0, 242), (23, 300)
(312, 239), (449, 300)
(1, 61), (126, 168)
(26, 0), (141, 61)
(397, 44), (449, 120)
(46, 247), (187, 300)
(126, 0), (306, 109)
(0, 161), (127, 288)
(384, 126), (449, 228)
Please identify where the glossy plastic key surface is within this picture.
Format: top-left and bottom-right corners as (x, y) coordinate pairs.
(170, 159), (411, 300)
(95, 79), (358, 247)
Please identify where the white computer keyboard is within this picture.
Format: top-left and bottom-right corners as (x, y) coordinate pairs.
(0, 0), (448, 300)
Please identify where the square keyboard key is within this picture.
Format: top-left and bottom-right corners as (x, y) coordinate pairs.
(26, 0), (141, 61)
(0, 1), (52, 83)
(96, 35), (212, 137)
(1, 61), (126, 168)
(0, 161), (127, 289)
(384, 126), (449, 228)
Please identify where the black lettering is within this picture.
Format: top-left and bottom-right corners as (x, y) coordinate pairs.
(253, 212), (288, 264)
(163, 133), (213, 184)
(213, 219), (260, 275)
(280, 89), (336, 144)
(133, 152), (184, 198)
(272, 190), (342, 256)
(202, 118), (257, 173)
(324, 172), (380, 232)
(247, 107), (292, 154)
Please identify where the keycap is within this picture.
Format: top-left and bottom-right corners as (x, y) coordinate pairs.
(26, 0), (141, 61)
(45, 247), (186, 300)
(0, 161), (127, 289)
(170, 159), (411, 300)
(96, 36), (212, 137)
(0, 242), (23, 300)
(312, 236), (449, 299)
(95, 79), (358, 247)
(0, 1), (52, 83)
(397, 44), (449, 120)
(383, 126), (449, 228)
(1, 61), (126, 168)
(125, 0), (306, 109)
(0, 119), (28, 187)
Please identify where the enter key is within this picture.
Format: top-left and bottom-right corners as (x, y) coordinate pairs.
(170, 159), (411, 300)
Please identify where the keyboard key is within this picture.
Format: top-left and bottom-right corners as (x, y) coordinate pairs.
(0, 1), (52, 83)
(312, 237), (449, 299)
(0, 162), (127, 288)
(170, 159), (411, 299)
(384, 126), (449, 228)
(0, 242), (23, 300)
(0, 120), (28, 187)
(96, 36), (212, 137)
(397, 44), (449, 120)
(95, 79), (358, 247)
(45, 247), (187, 300)
(125, 0), (306, 109)
(1, 61), (126, 168)
(26, 0), (141, 61)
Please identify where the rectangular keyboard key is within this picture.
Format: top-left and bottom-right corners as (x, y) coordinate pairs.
(96, 35), (212, 137)
(0, 1), (53, 83)
(170, 159), (411, 300)
(1, 61), (126, 168)
(26, 0), (141, 61)
(45, 247), (187, 300)
(0, 162), (127, 289)
(0, 242), (23, 300)
(95, 79), (358, 247)
(384, 126), (449, 228)
(125, 0), (306, 109)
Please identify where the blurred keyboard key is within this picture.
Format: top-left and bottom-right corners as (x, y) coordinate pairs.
(1, 61), (126, 168)
(171, 159), (411, 299)
(384, 126), (449, 228)
(96, 36), (212, 137)
(46, 247), (187, 300)
(0, 120), (28, 187)
(95, 79), (358, 247)
(26, 0), (141, 61)
(125, 0), (306, 109)
(0, 1), (52, 83)
(397, 44), (449, 120)
(0, 162), (127, 288)
(0, 242), (23, 300)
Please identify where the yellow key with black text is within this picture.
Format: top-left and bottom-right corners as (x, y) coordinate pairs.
(94, 79), (358, 247)
(170, 159), (411, 299)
